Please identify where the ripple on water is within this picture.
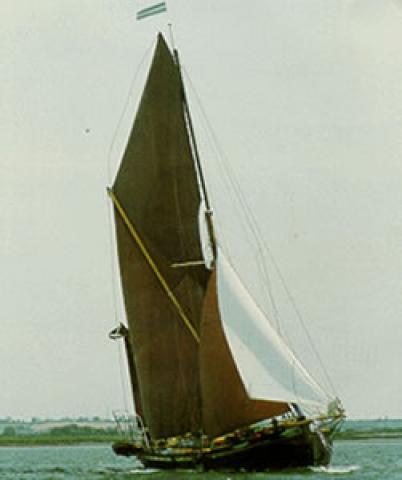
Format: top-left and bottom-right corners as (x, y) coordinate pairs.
(310, 465), (361, 475)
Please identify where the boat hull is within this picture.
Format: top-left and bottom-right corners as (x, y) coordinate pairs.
(136, 425), (331, 471)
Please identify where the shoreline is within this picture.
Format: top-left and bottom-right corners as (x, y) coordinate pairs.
(0, 441), (113, 448)
(1, 434), (402, 447)
(0, 435), (121, 447)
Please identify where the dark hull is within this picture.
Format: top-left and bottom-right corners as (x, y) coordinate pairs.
(136, 425), (331, 471)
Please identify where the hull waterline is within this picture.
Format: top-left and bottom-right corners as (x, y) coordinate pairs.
(114, 423), (333, 471)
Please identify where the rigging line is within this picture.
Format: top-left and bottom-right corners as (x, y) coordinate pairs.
(182, 70), (281, 332)
(104, 37), (153, 327)
(215, 164), (282, 333)
(106, 195), (121, 327)
(106, 39), (154, 184)
(265, 253), (337, 397)
(181, 71), (277, 306)
(253, 240), (334, 397)
(236, 189), (335, 396)
(223, 253), (329, 400)
(175, 52), (217, 262)
(105, 190), (132, 410)
(174, 75), (227, 262)
(290, 358), (301, 411)
(107, 188), (200, 344)
(104, 37), (156, 413)
(105, 117), (132, 410)
(234, 175), (332, 396)
(117, 339), (130, 413)
(182, 70), (333, 397)
(243, 207), (336, 396)
(178, 72), (251, 260)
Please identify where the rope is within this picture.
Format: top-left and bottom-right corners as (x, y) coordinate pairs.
(268, 254), (337, 396)
(103, 11), (170, 310)
(107, 187), (200, 344)
(182, 68), (336, 399)
(106, 39), (155, 184)
(182, 70), (282, 331)
(103, 37), (156, 415)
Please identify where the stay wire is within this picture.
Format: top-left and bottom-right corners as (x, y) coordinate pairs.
(183, 69), (282, 334)
(105, 36), (154, 324)
(182, 68), (335, 399)
(104, 38), (155, 414)
(106, 39), (155, 183)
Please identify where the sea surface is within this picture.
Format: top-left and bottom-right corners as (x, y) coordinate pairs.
(0, 439), (401, 480)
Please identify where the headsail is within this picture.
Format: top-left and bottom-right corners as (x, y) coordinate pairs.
(111, 34), (209, 439)
(216, 252), (330, 413)
(199, 252), (330, 437)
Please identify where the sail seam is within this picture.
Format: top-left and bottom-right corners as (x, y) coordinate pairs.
(107, 187), (200, 344)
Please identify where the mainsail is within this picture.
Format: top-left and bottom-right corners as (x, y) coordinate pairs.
(110, 33), (331, 441)
(112, 33), (208, 438)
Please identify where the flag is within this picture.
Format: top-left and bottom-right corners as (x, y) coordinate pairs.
(137, 1), (167, 20)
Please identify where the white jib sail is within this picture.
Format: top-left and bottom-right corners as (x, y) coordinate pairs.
(216, 251), (330, 414)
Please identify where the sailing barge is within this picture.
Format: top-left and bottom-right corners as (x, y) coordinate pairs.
(107, 33), (344, 471)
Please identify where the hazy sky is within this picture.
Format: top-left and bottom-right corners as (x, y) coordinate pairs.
(1, 0), (402, 420)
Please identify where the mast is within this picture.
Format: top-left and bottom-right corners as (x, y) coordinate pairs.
(173, 48), (217, 262)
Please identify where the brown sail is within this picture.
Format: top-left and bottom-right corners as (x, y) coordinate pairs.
(112, 33), (209, 439)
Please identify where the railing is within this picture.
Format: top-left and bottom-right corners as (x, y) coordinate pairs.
(112, 410), (150, 448)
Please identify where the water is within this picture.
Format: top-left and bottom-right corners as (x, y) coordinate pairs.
(0, 440), (401, 479)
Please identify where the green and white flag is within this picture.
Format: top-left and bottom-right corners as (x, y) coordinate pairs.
(137, 1), (167, 20)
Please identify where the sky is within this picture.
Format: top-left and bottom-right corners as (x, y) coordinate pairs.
(1, 0), (402, 420)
